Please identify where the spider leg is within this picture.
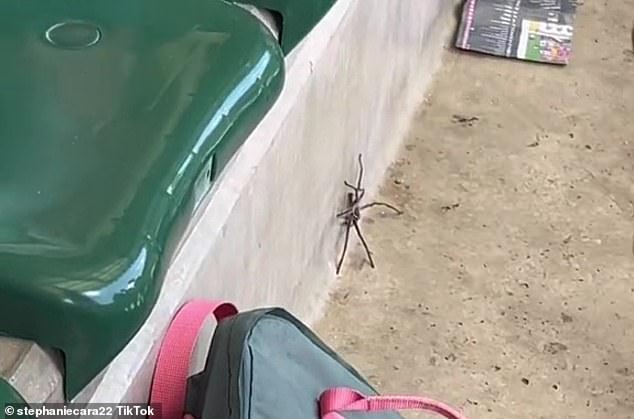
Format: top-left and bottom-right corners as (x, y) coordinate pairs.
(344, 181), (362, 193)
(359, 201), (403, 215)
(355, 154), (364, 192)
(344, 182), (366, 204)
(337, 207), (353, 218)
(357, 188), (366, 203)
(352, 219), (375, 269)
(344, 181), (364, 205)
(336, 217), (353, 275)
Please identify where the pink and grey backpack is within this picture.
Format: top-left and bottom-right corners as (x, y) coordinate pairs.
(150, 300), (468, 419)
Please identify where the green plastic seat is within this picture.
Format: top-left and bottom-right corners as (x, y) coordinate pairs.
(0, 379), (32, 419)
(0, 0), (295, 400)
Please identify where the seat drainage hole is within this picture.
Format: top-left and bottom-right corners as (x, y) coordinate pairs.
(45, 21), (102, 49)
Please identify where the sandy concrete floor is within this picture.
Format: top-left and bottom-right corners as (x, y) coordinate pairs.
(317, 2), (634, 418)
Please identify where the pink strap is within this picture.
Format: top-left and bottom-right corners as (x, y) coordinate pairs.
(150, 299), (238, 419)
(320, 388), (468, 419)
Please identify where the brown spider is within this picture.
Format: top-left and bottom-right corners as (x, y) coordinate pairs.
(336, 154), (402, 274)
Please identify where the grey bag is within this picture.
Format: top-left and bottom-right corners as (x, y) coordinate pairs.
(149, 301), (466, 419)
